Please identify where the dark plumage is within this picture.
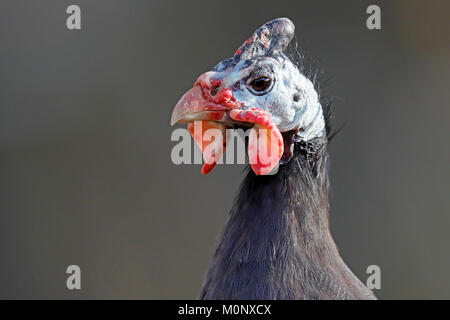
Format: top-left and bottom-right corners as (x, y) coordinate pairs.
(171, 17), (376, 300)
(199, 139), (375, 299)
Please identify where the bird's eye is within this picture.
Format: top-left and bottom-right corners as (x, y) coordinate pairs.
(247, 76), (273, 95)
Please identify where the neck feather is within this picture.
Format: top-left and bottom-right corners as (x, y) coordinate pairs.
(199, 138), (375, 300)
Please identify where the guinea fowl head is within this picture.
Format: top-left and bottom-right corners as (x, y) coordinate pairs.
(171, 17), (326, 175)
(171, 18), (376, 300)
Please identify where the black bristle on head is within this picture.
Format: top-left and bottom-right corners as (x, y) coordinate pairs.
(284, 36), (336, 141)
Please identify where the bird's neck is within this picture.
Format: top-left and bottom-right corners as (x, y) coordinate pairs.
(199, 137), (374, 299)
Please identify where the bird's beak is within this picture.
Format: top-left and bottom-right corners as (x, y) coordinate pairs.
(170, 72), (240, 126)
(171, 72), (284, 175)
(170, 72), (240, 174)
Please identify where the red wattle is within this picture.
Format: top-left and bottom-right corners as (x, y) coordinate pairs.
(188, 121), (226, 175)
(229, 108), (283, 175)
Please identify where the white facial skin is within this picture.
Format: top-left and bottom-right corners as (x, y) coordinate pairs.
(218, 54), (325, 141)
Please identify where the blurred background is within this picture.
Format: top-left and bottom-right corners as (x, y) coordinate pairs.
(0, 0), (449, 299)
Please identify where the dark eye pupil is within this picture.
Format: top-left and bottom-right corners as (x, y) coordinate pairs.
(251, 77), (271, 92)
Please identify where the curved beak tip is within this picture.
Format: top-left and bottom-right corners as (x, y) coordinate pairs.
(170, 115), (177, 126)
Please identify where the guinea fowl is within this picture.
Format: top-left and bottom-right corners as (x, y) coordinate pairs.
(171, 18), (376, 300)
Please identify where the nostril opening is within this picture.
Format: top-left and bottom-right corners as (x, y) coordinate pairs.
(210, 79), (222, 96)
(211, 86), (220, 96)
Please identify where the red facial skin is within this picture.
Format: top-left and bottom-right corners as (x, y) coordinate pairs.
(173, 72), (284, 175)
(194, 74), (241, 109)
(186, 74), (238, 174)
(230, 108), (284, 175)
(235, 36), (255, 56)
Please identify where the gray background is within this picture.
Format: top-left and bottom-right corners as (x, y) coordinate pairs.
(0, 0), (449, 299)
